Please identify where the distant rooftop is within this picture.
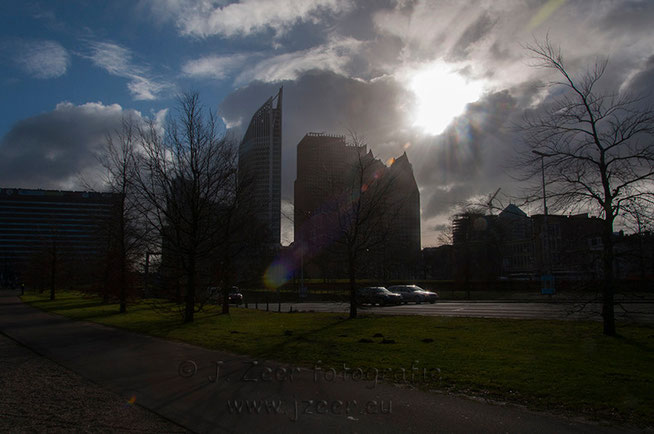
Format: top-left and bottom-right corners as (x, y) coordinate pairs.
(500, 204), (527, 218)
(306, 132), (345, 139)
(0, 187), (115, 198)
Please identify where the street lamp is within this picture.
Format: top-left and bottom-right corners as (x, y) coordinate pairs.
(532, 150), (550, 218)
(532, 150), (554, 294)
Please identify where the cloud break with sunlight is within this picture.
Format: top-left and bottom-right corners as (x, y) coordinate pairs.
(407, 61), (486, 136)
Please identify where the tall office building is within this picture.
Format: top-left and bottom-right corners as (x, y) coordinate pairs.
(386, 151), (421, 274)
(294, 132), (365, 240)
(294, 132), (421, 279)
(238, 88), (282, 247)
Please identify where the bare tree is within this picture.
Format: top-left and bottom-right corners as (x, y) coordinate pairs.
(99, 116), (146, 313)
(518, 37), (654, 335)
(24, 228), (71, 301)
(211, 145), (260, 315)
(327, 135), (402, 318)
(436, 221), (454, 247)
(133, 92), (240, 323)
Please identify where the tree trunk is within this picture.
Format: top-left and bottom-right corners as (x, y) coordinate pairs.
(175, 280), (182, 305)
(102, 261), (110, 304)
(602, 218), (616, 336)
(50, 249), (56, 301)
(119, 207), (127, 313)
(184, 258), (196, 323)
(222, 256), (231, 314)
(348, 256), (357, 319)
(119, 252), (127, 313)
(222, 285), (230, 314)
(464, 245), (470, 300)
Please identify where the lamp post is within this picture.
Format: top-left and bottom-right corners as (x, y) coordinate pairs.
(532, 151), (548, 218)
(532, 150), (553, 294)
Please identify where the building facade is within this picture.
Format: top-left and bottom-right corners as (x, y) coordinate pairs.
(238, 88), (282, 248)
(294, 132), (421, 280)
(383, 152), (422, 278)
(451, 204), (607, 282)
(498, 204), (534, 277)
(531, 213), (604, 280)
(0, 188), (118, 287)
(294, 132), (365, 248)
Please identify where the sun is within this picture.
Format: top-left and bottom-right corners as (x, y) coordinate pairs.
(406, 61), (486, 136)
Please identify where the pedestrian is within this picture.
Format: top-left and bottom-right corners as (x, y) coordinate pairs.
(21, 282), (25, 296)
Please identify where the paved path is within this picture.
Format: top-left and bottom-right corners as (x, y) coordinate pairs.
(248, 301), (654, 323)
(0, 291), (636, 433)
(0, 332), (188, 433)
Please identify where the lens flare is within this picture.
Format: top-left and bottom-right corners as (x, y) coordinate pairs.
(264, 260), (292, 289)
(528, 0), (566, 30)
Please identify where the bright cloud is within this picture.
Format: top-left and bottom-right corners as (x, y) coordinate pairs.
(182, 53), (250, 79)
(86, 41), (170, 100)
(234, 37), (362, 84)
(148, 0), (351, 38)
(14, 40), (70, 79)
(403, 61), (487, 135)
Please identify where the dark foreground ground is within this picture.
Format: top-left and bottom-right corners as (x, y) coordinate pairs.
(0, 289), (640, 433)
(0, 332), (188, 433)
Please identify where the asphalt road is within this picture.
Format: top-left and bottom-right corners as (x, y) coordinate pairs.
(0, 290), (638, 433)
(247, 300), (654, 323)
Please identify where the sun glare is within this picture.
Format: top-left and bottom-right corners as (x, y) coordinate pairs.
(407, 62), (485, 136)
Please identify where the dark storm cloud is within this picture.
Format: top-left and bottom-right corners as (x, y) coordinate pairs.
(0, 102), (135, 190)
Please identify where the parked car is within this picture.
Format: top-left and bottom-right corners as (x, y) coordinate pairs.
(208, 286), (243, 305)
(356, 287), (402, 306)
(387, 285), (438, 304)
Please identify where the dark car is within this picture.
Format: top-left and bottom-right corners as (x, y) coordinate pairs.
(227, 287), (243, 305)
(208, 286), (243, 305)
(356, 286), (402, 306)
(387, 285), (438, 304)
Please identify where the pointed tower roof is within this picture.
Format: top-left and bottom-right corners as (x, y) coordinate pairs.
(499, 204), (527, 219)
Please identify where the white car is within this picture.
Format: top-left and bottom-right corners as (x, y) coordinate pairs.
(387, 285), (438, 304)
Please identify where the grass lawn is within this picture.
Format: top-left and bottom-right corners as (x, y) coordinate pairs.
(22, 290), (654, 427)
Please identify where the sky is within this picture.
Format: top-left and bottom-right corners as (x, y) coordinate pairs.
(1, 0), (653, 246)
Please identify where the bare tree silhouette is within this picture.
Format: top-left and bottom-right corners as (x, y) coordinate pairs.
(99, 116), (147, 313)
(132, 92), (241, 323)
(326, 134), (403, 318)
(517, 37), (654, 335)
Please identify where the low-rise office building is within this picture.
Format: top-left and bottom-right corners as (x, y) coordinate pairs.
(0, 188), (118, 287)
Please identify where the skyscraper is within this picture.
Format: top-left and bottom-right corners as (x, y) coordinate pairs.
(238, 88), (282, 248)
(294, 132), (421, 279)
(294, 132), (365, 242)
